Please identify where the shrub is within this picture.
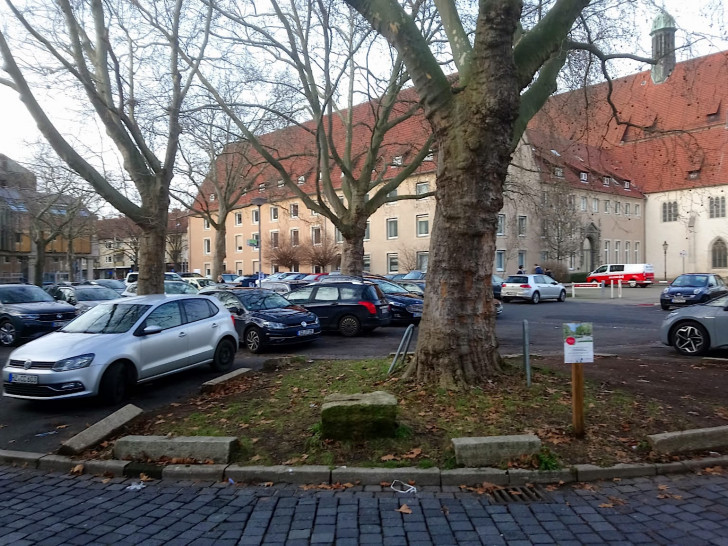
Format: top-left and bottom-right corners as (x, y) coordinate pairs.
(569, 271), (588, 283)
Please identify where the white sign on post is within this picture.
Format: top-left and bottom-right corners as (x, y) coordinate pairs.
(563, 322), (594, 363)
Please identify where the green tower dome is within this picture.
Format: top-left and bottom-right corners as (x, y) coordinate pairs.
(651, 10), (677, 35)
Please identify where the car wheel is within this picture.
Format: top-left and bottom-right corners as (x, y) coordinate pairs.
(671, 321), (709, 356)
(531, 291), (540, 304)
(98, 362), (128, 405)
(212, 338), (237, 369)
(0, 320), (17, 347)
(338, 315), (361, 337)
(244, 327), (264, 354)
(660, 302), (670, 310)
(557, 290), (566, 302)
(628, 279), (637, 288)
(502, 297), (511, 303)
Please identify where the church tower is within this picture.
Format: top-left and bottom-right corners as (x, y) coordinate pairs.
(650, 10), (677, 84)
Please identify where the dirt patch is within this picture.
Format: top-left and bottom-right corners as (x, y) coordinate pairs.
(98, 355), (728, 470)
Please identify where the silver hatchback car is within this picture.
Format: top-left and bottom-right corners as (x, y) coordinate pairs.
(2, 294), (238, 404)
(501, 274), (567, 304)
(660, 294), (728, 356)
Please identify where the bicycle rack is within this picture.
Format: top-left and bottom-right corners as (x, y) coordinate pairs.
(388, 323), (416, 375)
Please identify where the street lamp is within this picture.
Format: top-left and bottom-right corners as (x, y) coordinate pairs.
(251, 197), (267, 282)
(662, 240), (669, 281)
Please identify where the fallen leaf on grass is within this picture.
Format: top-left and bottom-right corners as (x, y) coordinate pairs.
(396, 504), (412, 514)
(402, 448), (422, 459)
(381, 454), (397, 462)
(250, 455), (262, 462)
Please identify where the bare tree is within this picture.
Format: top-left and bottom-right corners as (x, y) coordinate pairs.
(0, 1), (213, 293)
(166, 210), (188, 272)
(265, 232), (305, 271)
(304, 240), (341, 272)
(539, 180), (586, 264)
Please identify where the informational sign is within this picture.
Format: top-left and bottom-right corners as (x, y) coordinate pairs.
(247, 239), (259, 247)
(563, 322), (594, 364)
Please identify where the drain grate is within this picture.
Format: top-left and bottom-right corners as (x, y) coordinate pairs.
(486, 485), (551, 504)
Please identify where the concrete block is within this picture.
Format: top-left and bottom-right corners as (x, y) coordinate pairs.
(38, 455), (78, 473)
(59, 404), (144, 455)
(201, 368), (252, 393)
(508, 468), (576, 485)
(321, 391), (397, 440)
(656, 461), (690, 475)
(162, 464), (227, 481)
(440, 468), (509, 486)
(648, 426), (728, 454)
(452, 435), (541, 467)
(331, 466), (440, 486)
(113, 435), (239, 464)
(681, 455), (728, 471)
(225, 465), (331, 485)
(575, 463), (656, 482)
(0, 449), (44, 468)
(83, 459), (130, 477)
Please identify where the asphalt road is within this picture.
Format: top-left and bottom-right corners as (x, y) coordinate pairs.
(0, 285), (673, 454)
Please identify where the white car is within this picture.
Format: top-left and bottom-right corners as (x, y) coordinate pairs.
(2, 294), (239, 404)
(124, 271), (186, 285)
(501, 274), (567, 304)
(122, 280), (199, 297)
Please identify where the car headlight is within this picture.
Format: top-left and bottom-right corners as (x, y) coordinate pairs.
(693, 289), (701, 295)
(8, 309), (40, 319)
(406, 304), (423, 313)
(311, 316), (319, 324)
(662, 288), (669, 294)
(262, 321), (286, 330)
(52, 353), (95, 372)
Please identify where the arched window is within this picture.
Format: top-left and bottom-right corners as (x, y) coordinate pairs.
(712, 239), (727, 268)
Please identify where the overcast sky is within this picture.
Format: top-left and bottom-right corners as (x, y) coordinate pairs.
(1, 1), (726, 166)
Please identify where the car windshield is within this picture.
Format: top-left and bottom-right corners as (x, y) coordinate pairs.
(75, 287), (122, 301)
(703, 294), (728, 307)
(238, 291), (291, 310)
(0, 285), (55, 304)
(197, 278), (216, 288)
(403, 271), (425, 280)
(373, 280), (408, 294)
(62, 302), (151, 334)
(95, 279), (125, 290)
(164, 281), (198, 294)
(672, 275), (708, 287)
(301, 275), (320, 281)
(505, 276), (528, 284)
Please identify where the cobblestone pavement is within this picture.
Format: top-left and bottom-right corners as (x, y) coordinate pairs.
(1, 466), (727, 545)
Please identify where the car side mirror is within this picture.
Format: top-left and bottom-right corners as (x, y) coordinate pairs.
(68, 296), (77, 305)
(230, 306), (243, 315)
(141, 325), (163, 336)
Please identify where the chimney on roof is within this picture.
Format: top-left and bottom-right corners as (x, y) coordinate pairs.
(650, 10), (676, 84)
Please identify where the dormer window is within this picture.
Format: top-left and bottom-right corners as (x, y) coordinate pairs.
(688, 170), (700, 180)
(277, 179), (284, 188)
(209, 193), (216, 201)
(624, 181), (631, 190)
(424, 150), (434, 162)
(258, 183), (266, 193)
(603, 176), (611, 186)
(392, 155), (403, 167)
(297, 175), (305, 185)
(554, 167), (564, 178)
(579, 172), (588, 183)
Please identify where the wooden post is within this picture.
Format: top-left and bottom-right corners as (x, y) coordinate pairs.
(572, 362), (585, 438)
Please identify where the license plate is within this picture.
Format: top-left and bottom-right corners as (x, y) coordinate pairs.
(52, 321), (69, 328)
(413, 312), (422, 318)
(297, 329), (314, 336)
(9, 373), (38, 384)
(672, 297), (685, 303)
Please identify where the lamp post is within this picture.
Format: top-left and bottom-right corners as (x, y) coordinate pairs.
(662, 240), (669, 281)
(251, 197), (267, 281)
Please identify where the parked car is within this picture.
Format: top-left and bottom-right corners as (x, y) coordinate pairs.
(233, 275), (261, 287)
(501, 274), (567, 304)
(300, 273), (329, 282)
(180, 272), (204, 279)
(586, 263), (655, 287)
(260, 279), (310, 294)
(492, 274), (504, 300)
(285, 280), (391, 336)
(85, 279), (127, 295)
(364, 277), (423, 324)
(0, 284), (78, 347)
(201, 287), (320, 353)
(45, 284), (122, 314)
(397, 280), (424, 296)
(184, 277), (219, 291)
(124, 271), (185, 285)
(2, 294), (238, 403)
(660, 294), (728, 356)
(122, 280), (199, 297)
(402, 270), (426, 280)
(660, 273), (727, 310)
(384, 273), (407, 281)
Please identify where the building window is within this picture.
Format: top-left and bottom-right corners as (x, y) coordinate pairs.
(364, 221), (370, 241)
(334, 228), (343, 244)
(712, 239), (728, 268)
(517, 216), (527, 236)
(416, 214), (429, 237)
(270, 207), (279, 222)
(290, 203), (299, 218)
(290, 229), (299, 247)
(497, 214), (505, 236)
(387, 253), (399, 274)
(634, 241), (641, 263)
(518, 251), (527, 270)
(235, 212), (242, 226)
(105, 255), (113, 264)
(624, 203), (630, 216)
(297, 175), (305, 185)
(541, 191), (548, 206)
(203, 219), (210, 230)
(204, 263), (211, 277)
(625, 242), (630, 264)
(392, 155), (403, 167)
(634, 204), (641, 217)
(235, 235), (243, 252)
(311, 226), (322, 245)
(252, 209), (259, 224)
(495, 250), (505, 272)
(416, 182), (429, 197)
(710, 196), (726, 218)
(258, 183), (266, 193)
(277, 179), (284, 188)
(603, 176), (611, 186)
(105, 241), (113, 249)
(615, 202), (621, 215)
(251, 233), (259, 246)
(592, 198), (599, 212)
(688, 170), (700, 180)
(416, 251), (429, 272)
(270, 231), (279, 248)
(604, 240), (610, 264)
(604, 200), (610, 214)
(425, 150), (434, 161)
(580, 172), (588, 183)
(554, 167), (564, 178)
(363, 255), (371, 272)
(203, 238), (211, 255)
(662, 201), (678, 222)
(615, 241), (621, 262)
(624, 181), (631, 190)
(386, 189), (397, 205)
(386, 218), (398, 239)
(580, 197), (587, 211)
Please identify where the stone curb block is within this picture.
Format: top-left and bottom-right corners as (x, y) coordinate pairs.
(0, 449), (44, 468)
(440, 468), (509, 486)
(648, 425), (728, 454)
(200, 368), (252, 393)
(38, 454), (81, 473)
(452, 435), (541, 467)
(59, 404), (144, 456)
(680, 455), (728, 471)
(575, 463), (656, 481)
(225, 465), (331, 485)
(331, 466), (441, 486)
(163, 464), (227, 481)
(508, 468), (577, 485)
(114, 435), (239, 464)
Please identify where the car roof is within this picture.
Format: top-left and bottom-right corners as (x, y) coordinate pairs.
(112, 293), (216, 304)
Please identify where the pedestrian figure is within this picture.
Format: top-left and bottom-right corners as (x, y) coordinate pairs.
(545, 267), (553, 278)
(534, 264), (543, 274)
(517, 265), (525, 274)
(217, 274), (224, 283)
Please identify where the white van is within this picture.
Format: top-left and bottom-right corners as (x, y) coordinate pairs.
(586, 264), (655, 287)
(124, 271), (185, 285)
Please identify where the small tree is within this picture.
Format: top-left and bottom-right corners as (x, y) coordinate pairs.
(304, 240), (341, 272)
(265, 232), (304, 271)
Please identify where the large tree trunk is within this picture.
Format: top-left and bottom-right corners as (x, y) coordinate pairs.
(136, 181), (170, 294)
(213, 223), (227, 278)
(34, 241), (46, 287)
(339, 217), (368, 275)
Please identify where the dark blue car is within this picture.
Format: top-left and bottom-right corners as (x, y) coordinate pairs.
(201, 287), (320, 353)
(660, 273), (727, 310)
